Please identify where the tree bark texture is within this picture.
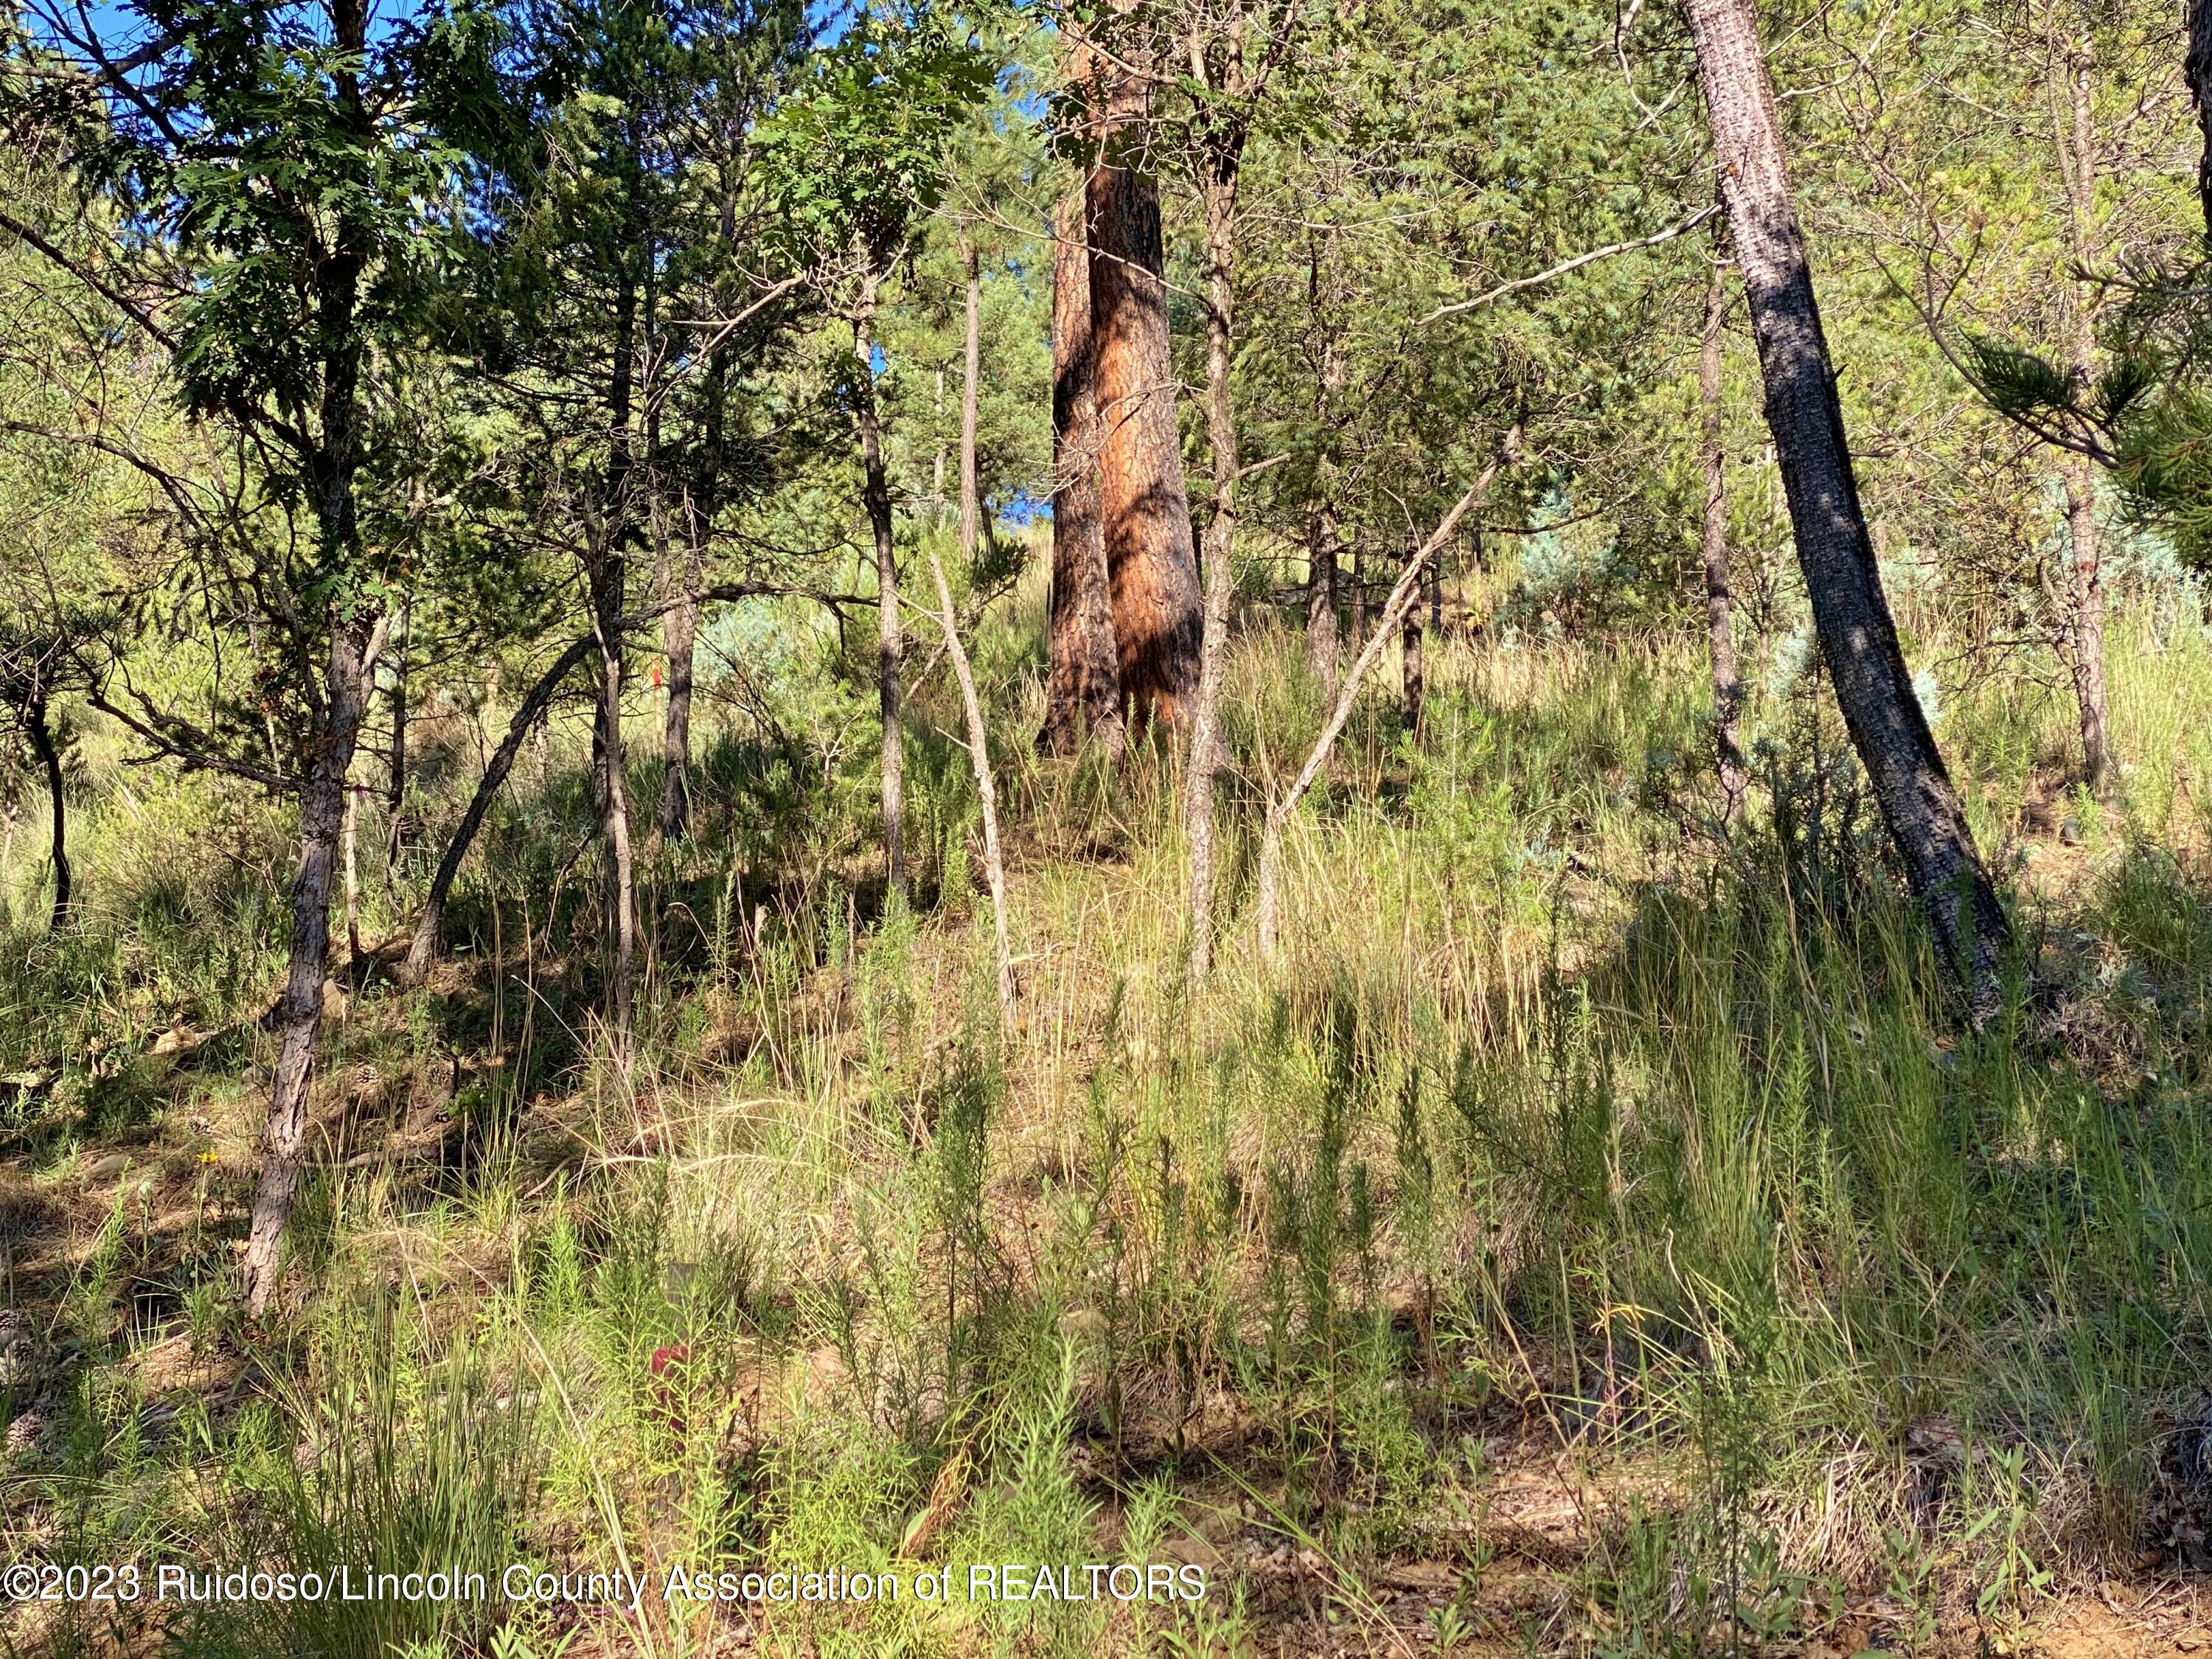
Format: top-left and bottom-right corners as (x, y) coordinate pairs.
(1700, 248), (1748, 820)
(1688, 0), (2009, 1012)
(24, 694), (69, 930)
(1088, 133), (1202, 730)
(855, 275), (905, 904)
(1041, 184), (1126, 756)
(241, 9), (376, 1312)
(241, 613), (376, 1314)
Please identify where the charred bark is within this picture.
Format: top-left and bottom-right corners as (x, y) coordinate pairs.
(1688, 0), (2009, 1015)
(1041, 186), (1126, 756)
(1088, 128), (1202, 730)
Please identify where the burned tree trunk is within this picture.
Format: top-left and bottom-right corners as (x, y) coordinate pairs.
(1088, 106), (1202, 730)
(1041, 187), (1126, 756)
(1688, 0), (2009, 1014)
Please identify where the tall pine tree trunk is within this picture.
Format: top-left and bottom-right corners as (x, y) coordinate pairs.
(1041, 186), (1125, 755)
(2053, 38), (2110, 795)
(1088, 82), (1202, 731)
(1688, 0), (2009, 1015)
(1700, 246), (1747, 820)
(855, 271), (905, 905)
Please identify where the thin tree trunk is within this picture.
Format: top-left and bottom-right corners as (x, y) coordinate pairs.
(1184, 102), (1244, 990)
(660, 552), (698, 840)
(959, 232), (983, 564)
(924, 544), (1015, 1026)
(1307, 498), (1340, 697)
(591, 253), (641, 1047)
(591, 577), (637, 1045)
(386, 595), (407, 871)
(1700, 246), (1748, 820)
(2053, 39), (2111, 796)
(1088, 104), (1203, 730)
(24, 694), (69, 931)
(1687, 0), (2009, 1015)
(1041, 184), (1126, 756)
(1305, 249), (1343, 696)
(403, 636), (596, 983)
(1350, 539), (1367, 643)
(241, 612), (378, 1315)
(1399, 539), (1424, 732)
(855, 271), (905, 905)
(1257, 456), (1507, 964)
(2188, 0), (2212, 240)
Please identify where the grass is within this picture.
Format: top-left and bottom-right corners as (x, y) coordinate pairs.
(5, 570), (2212, 1656)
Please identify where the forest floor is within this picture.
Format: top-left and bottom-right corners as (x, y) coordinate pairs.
(8, 619), (2212, 1657)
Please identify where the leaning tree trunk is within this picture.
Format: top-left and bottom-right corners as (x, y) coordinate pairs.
(2053, 39), (2111, 796)
(403, 635), (596, 984)
(1688, 0), (2009, 1014)
(24, 692), (69, 930)
(1088, 99), (1203, 730)
(855, 271), (905, 905)
(1700, 245), (1748, 821)
(241, 611), (378, 1315)
(1041, 184), (1127, 756)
